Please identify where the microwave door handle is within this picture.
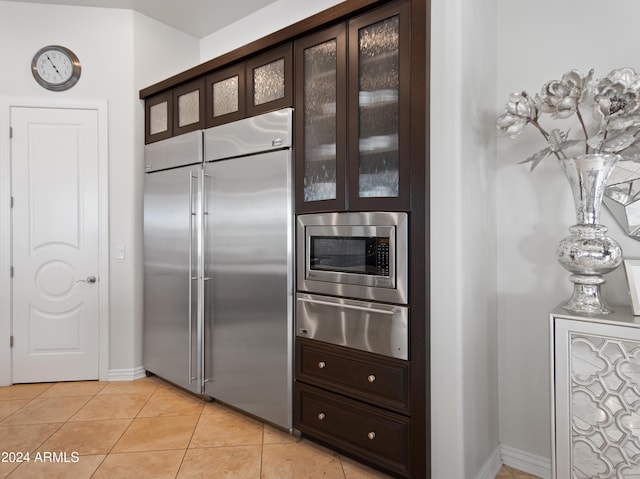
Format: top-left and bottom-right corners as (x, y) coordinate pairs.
(297, 297), (395, 315)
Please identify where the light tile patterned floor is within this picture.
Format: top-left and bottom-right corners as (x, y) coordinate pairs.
(0, 377), (392, 479)
(496, 465), (541, 479)
(0, 377), (538, 478)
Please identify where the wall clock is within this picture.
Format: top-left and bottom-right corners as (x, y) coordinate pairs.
(31, 45), (81, 91)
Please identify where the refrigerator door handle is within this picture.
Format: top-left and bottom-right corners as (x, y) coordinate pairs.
(188, 171), (198, 384)
(201, 171), (210, 388)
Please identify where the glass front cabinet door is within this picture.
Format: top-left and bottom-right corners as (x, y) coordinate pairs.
(145, 79), (205, 144)
(205, 63), (246, 128)
(173, 78), (205, 136)
(246, 44), (293, 117)
(295, 0), (410, 212)
(348, 0), (410, 210)
(295, 24), (347, 213)
(145, 90), (173, 144)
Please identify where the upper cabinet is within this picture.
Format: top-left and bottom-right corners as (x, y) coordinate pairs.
(349, 0), (410, 211)
(246, 43), (293, 117)
(145, 44), (293, 143)
(145, 78), (204, 144)
(145, 90), (173, 144)
(295, 0), (411, 212)
(173, 78), (205, 137)
(294, 23), (347, 213)
(205, 63), (246, 128)
(204, 44), (293, 128)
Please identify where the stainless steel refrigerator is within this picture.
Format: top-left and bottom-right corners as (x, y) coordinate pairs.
(143, 108), (293, 430)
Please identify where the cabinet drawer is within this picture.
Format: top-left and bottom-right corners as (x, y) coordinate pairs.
(295, 382), (410, 475)
(296, 338), (409, 413)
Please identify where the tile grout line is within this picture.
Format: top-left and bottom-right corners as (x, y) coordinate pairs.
(0, 382), (55, 424)
(1, 383), (66, 452)
(89, 379), (162, 478)
(67, 383), (115, 479)
(259, 420), (265, 479)
(101, 379), (160, 451)
(0, 380), (199, 478)
(174, 392), (208, 479)
(85, 383), (109, 479)
(1, 385), (60, 478)
(1, 383), (88, 478)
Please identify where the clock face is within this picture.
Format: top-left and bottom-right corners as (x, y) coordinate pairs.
(36, 49), (73, 84)
(31, 45), (81, 91)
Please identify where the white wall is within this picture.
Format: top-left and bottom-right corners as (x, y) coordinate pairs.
(0, 0), (199, 378)
(199, 0), (347, 62)
(497, 0), (640, 466)
(431, 0), (500, 477)
(134, 12), (201, 89)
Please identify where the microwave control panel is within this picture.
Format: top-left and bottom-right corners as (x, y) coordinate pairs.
(376, 238), (390, 276)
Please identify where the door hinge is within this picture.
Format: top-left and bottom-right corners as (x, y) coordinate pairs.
(10, 336), (13, 348)
(10, 266), (13, 277)
(10, 196), (14, 208)
(9, 127), (12, 139)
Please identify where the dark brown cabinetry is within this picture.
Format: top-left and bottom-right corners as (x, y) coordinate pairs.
(295, 0), (411, 213)
(296, 381), (411, 476)
(205, 63), (246, 128)
(140, 1), (428, 477)
(204, 45), (293, 128)
(246, 43), (293, 117)
(145, 90), (173, 144)
(296, 338), (410, 414)
(145, 44), (293, 143)
(173, 78), (206, 137)
(294, 23), (347, 212)
(145, 78), (205, 144)
(295, 338), (413, 477)
(292, 3), (424, 477)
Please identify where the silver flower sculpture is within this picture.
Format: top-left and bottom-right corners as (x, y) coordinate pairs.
(497, 68), (640, 170)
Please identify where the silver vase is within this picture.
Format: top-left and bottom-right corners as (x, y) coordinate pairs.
(556, 154), (623, 314)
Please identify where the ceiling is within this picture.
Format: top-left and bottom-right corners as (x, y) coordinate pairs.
(4, 0), (278, 38)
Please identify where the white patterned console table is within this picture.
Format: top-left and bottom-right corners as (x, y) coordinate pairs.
(551, 306), (640, 479)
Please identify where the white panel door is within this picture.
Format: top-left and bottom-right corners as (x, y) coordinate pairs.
(11, 106), (100, 383)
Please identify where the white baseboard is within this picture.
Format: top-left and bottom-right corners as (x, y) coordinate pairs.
(107, 366), (146, 382)
(476, 446), (503, 479)
(501, 443), (551, 479)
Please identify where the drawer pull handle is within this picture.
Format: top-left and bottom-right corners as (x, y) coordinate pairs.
(318, 361), (326, 369)
(317, 413), (326, 421)
(367, 431), (376, 440)
(367, 374), (376, 383)
(297, 296), (395, 315)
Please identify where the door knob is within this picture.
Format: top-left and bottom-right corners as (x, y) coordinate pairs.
(77, 276), (97, 283)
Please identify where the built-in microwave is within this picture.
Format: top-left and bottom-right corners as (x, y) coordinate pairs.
(296, 212), (408, 304)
